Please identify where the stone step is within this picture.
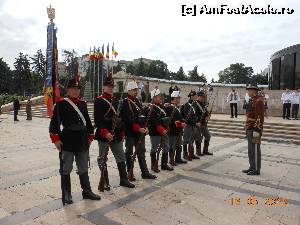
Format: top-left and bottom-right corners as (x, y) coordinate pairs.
(210, 131), (300, 145)
(208, 124), (300, 135)
(209, 127), (300, 140)
(209, 119), (300, 129)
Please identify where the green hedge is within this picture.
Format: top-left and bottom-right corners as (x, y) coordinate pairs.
(0, 94), (28, 105)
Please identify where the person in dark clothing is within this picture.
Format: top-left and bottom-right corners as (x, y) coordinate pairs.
(121, 80), (156, 180)
(13, 98), (20, 121)
(49, 77), (100, 205)
(26, 97), (32, 120)
(145, 88), (173, 172)
(164, 90), (187, 165)
(94, 76), (135, 189)
(195, 91), (213, 155)
(181, 90), (199, 160)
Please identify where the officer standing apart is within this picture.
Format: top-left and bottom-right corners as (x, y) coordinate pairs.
(94, 76), (135, 188)
(164, 90), (187, 165)
(242, 84), (264, 176)
(146, 88), (173, 172)
(49, 78), (100, 205)
(121, 80), (157, 180)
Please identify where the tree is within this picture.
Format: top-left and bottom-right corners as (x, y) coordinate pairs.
(251, 71), (268, 85)
(113, 60), (122, 74)
(147, 60), (169, 79)
(62, 49), (78, 79)
(136, 58), (148, 77)
(174, 66), (187, 81)
(30, 49), (46, 94)
(199, 73), (207, 83)
(0, 58), (12, 94)
(218, 63), (253, 84)
(188, 66), (206, 82)
(126, 63), (135, 75)
(13, 52), (32, 95)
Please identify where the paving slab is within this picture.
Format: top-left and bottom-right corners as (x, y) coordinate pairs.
(0, 115), (299, 225)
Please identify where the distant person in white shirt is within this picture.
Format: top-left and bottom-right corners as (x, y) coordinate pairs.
(260, 88), (269, 118)
(291, 88), (300, 120)
(227, 88), (240, 118)
(281, 88), (293, 120)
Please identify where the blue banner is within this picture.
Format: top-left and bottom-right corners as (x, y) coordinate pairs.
(45, 22), (54, 87)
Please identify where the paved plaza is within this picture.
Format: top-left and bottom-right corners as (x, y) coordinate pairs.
(0, 114), (299, 225)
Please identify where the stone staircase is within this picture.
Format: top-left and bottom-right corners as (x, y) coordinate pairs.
(4, 103), (300, 145)
(209, 119), (300, 145)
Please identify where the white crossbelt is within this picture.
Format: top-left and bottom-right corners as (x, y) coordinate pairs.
(64, 98), (86, 126)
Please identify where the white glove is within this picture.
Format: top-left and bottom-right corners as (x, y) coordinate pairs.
(253, 131), (260, 138)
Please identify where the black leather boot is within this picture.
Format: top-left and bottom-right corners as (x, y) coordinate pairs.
(104, 169), (111, 191)
(161, 153), (174, 171)
(63, 174), (73, 204)
(203, 140), (213, 155)
(117, 162), (135, 188)
(169, 148), (176, 166)
(175, 146), (187, 164)
(150, 152), (156, 171)
(138, 157), (157, 179)
(183, 145), (188, 160)
(79, 173), (101, 200)
(195, 141), (202, 156)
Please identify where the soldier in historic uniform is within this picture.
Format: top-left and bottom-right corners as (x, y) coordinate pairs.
(164, 91), (187, 165)
(26, 97), (32, 120)
(121, 80), (156, 180)
(181, 90), (199, 160)
(196, 91), (213, 155)
(94, 77), (135, 188)
(242, 84), (264, 175)
(13, 97), (20, 121)
(49, 78), (100, 205)
(145, 88), (173, 172)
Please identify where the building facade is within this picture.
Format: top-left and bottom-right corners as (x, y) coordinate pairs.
(269, 44), (300, 90)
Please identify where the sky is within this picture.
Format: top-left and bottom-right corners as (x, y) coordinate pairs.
(0, 0), (299, 82)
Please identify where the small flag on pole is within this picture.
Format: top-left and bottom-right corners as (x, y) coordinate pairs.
(89, 47), (95, 61)
(112, 42), (118, 57)
(98, 47), (103, 60)
(106, 43), (110, 59)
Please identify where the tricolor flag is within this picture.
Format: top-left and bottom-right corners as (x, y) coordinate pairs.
(89, 47), (95, 61)
(112, 42), (118, 57)
(106, 43), (109, 59)
(98, 47), (103, 60)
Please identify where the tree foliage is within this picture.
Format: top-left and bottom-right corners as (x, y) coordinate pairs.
(217, 63), (253, 84)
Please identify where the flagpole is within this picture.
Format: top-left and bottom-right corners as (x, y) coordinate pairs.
(101, 56), (103, 94)
(89, 47), (92, 101)
(93, 47), (96, 100)
(97, 48), (99, 96)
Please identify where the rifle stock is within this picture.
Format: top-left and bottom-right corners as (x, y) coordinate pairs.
(153, 136), (164, 172)
(98, 145), (109, 192)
